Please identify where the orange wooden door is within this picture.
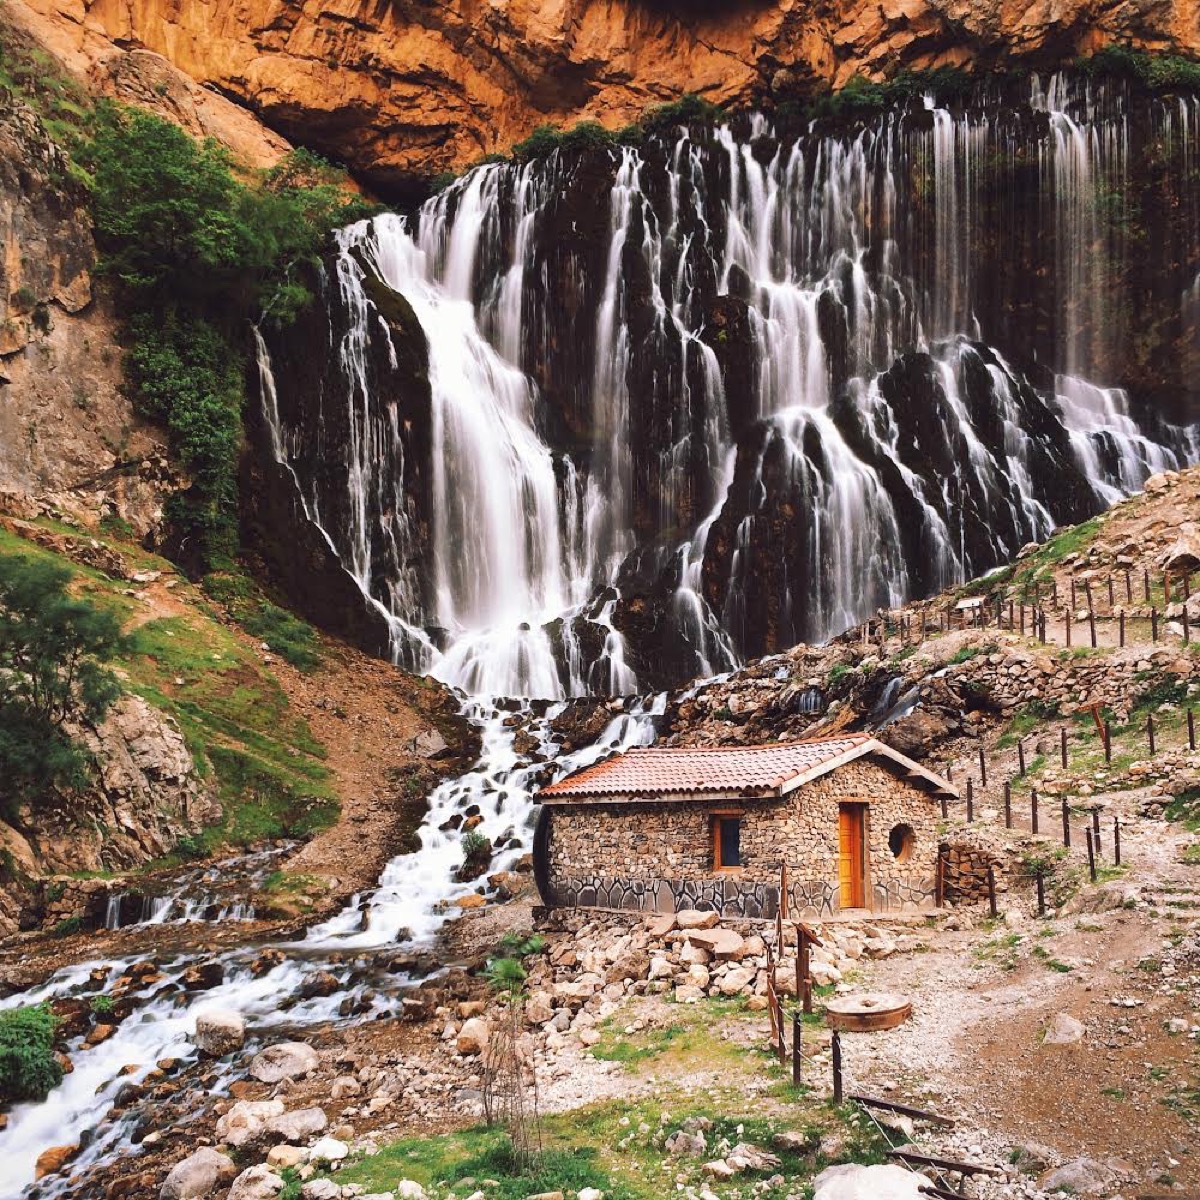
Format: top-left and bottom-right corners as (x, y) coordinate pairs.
(838, 804), (865, 909)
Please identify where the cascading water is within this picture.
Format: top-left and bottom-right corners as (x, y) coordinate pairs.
(259, 70), (1199, 688)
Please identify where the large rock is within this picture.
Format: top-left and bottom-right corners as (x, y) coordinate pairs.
(161, 1148), (237, 1199)
(214, 1099), (285, 1148)
(813, 1164), (925, 1200)
(193, 1010), (245, 1057)
(685, 928), (745, 959)
(456, 1018), (490, 1056)
(1043, 1012), (1085, 1045)
(249, 1041), (319, 1083)
(676, 909), (720, 930)
(1040, 1158), (1120, 1194)
(227, 1166), (285, 1200)
(266, 1106), (328, 1142)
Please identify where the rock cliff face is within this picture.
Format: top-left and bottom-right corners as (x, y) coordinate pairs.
(18, 0), (1200, 196)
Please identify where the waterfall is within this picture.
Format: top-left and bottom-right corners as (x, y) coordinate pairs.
(257, 71), (1200, 690)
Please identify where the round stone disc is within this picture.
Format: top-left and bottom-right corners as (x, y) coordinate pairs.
(824, 992), (912, 1031)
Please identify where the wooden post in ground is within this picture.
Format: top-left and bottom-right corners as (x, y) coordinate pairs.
(1104, 721), (1112, 764)
(1092, 807), (1101, 855)
(1060, 727), (1068, 769)
(1062, 798), (1071, 848)
(1031, 789), (1039, 835)
(978, 745), (987, 787)
(987, 865), (998, 918)
(1088, 606), (1097, 649)
(1071, 577), (1077, 609)
(1125, 568), (1132, 604)
(940, 791), (948, 819)
(1188, 709), (1196, 751)
(1114, 817), (1121, 866)
(1018, 740), (1026, 776)
(1020, 604), (1025, 635)
(797, 924), (820, 1015)
(1119, 610), (1125, 647)
(792, 1010), (802, 1088)
(1086, 828), (1097, 883)
(1004, 779), (1012, 829)
(966, 778), (974, 823)
(1148, 714), (1156, 755)
(831, 1030), (843, 1104)
(1152, 607), (1159, 642)
(1107, 576), (1115, 607)
(1144, 569), (1151, 602)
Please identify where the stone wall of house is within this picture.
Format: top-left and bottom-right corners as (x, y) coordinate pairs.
(542, 757), (943, 918)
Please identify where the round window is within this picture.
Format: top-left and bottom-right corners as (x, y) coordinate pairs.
(888, 824), (915, 863)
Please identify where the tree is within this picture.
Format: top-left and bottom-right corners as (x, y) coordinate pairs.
(0, 554), (123, 808)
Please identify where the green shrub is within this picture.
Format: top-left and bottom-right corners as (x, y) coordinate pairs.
(0, 1004), (62, 1103)
(0, 553), (123, 811)
(90, 994), (114, 1015)
(1080, 46), (1200, 91)
(51, 916), (82, 937)
(461, 828), (490, 858)
(242, 603), (321, 671)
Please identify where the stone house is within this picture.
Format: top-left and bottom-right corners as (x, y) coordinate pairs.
(532, 735), (957, 919)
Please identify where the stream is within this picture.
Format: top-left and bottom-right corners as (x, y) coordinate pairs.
(0, 696), (662, 1199)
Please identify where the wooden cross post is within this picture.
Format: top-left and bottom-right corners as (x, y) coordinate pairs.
(797, 923), (822, 1015)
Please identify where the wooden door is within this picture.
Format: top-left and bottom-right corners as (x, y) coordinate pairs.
(838, 804), (866, 909)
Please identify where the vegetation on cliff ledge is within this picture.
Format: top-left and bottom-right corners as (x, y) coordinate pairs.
(84, 108), (369, 569)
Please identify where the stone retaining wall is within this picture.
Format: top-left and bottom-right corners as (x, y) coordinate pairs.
(542, 758), (942, 918)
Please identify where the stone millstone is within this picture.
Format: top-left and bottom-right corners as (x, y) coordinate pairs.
(823, 992), (912, 1032)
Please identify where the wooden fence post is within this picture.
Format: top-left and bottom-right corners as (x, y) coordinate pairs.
(1062, 798), (1071, 848)
(966, 778), (974, 823)
(1092, 807), (1102, 855)
(1060, 727), (1068, 769)
(978, 745), (987, 788)
(1031, 788), (1039, 835)
(1114, 817), (1121, 867)
(1125, 568), (1132, 604)
(1152, 607), (1159, 641)
(987, 865), (997, 918)
(792, 1010), (802, 1088)
(1119, 610), (1125, 647)
(1143, 568), (1151, 602)
(1004, 779), (1012, 829)
(831, 1030), (843, 1104)
(1017, 740), (1026, 777)
(1104, 721), (1112, 764)
(1088, 607), (1097, 649)
(1086, 828), (1097, 883)
(1189, 709), (1196, 752)
(1148, 714), (1156, 756)
(1107, 575), (1115, 607)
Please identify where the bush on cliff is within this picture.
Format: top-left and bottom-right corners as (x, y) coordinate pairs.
(83, 107), (368, 569)
(0, 1003), (62, 1104)
(0, 554), (123, 811)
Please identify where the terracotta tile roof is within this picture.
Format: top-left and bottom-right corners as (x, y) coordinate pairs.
(540, 735), (874, 800)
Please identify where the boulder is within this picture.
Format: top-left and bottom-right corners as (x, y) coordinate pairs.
(719, 966), (755, 995)
(702, 1160), (737, 1180)
(302, 1184), (341, 1200)
(160, 1147), (237, 1199)
(812, 1164), (924, 1199)
(1039, 1157), (1120, 1194)
(265, 1145), (306, 1169)
(726, 1144), (781, 1172)
(309, 1137), (350, 1163)
(1043, 1012), (1085, 1045)
(456, 1017), (490, 1055)
(677, 909), (720, 930)
(266, 1106), (328, 1142)
(394, 1183), (426, 1200)
(249, 1041), (319, 1083)
(214, 1100), (285, 1148)
(193, 1010), (245, 1057)
(685, 928), (744, 959)
(228, 1166), (285, 1200)
(34, 1144), (79, 1179)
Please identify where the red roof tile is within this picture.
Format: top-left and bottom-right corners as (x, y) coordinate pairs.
(539, 735), (873, 800)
